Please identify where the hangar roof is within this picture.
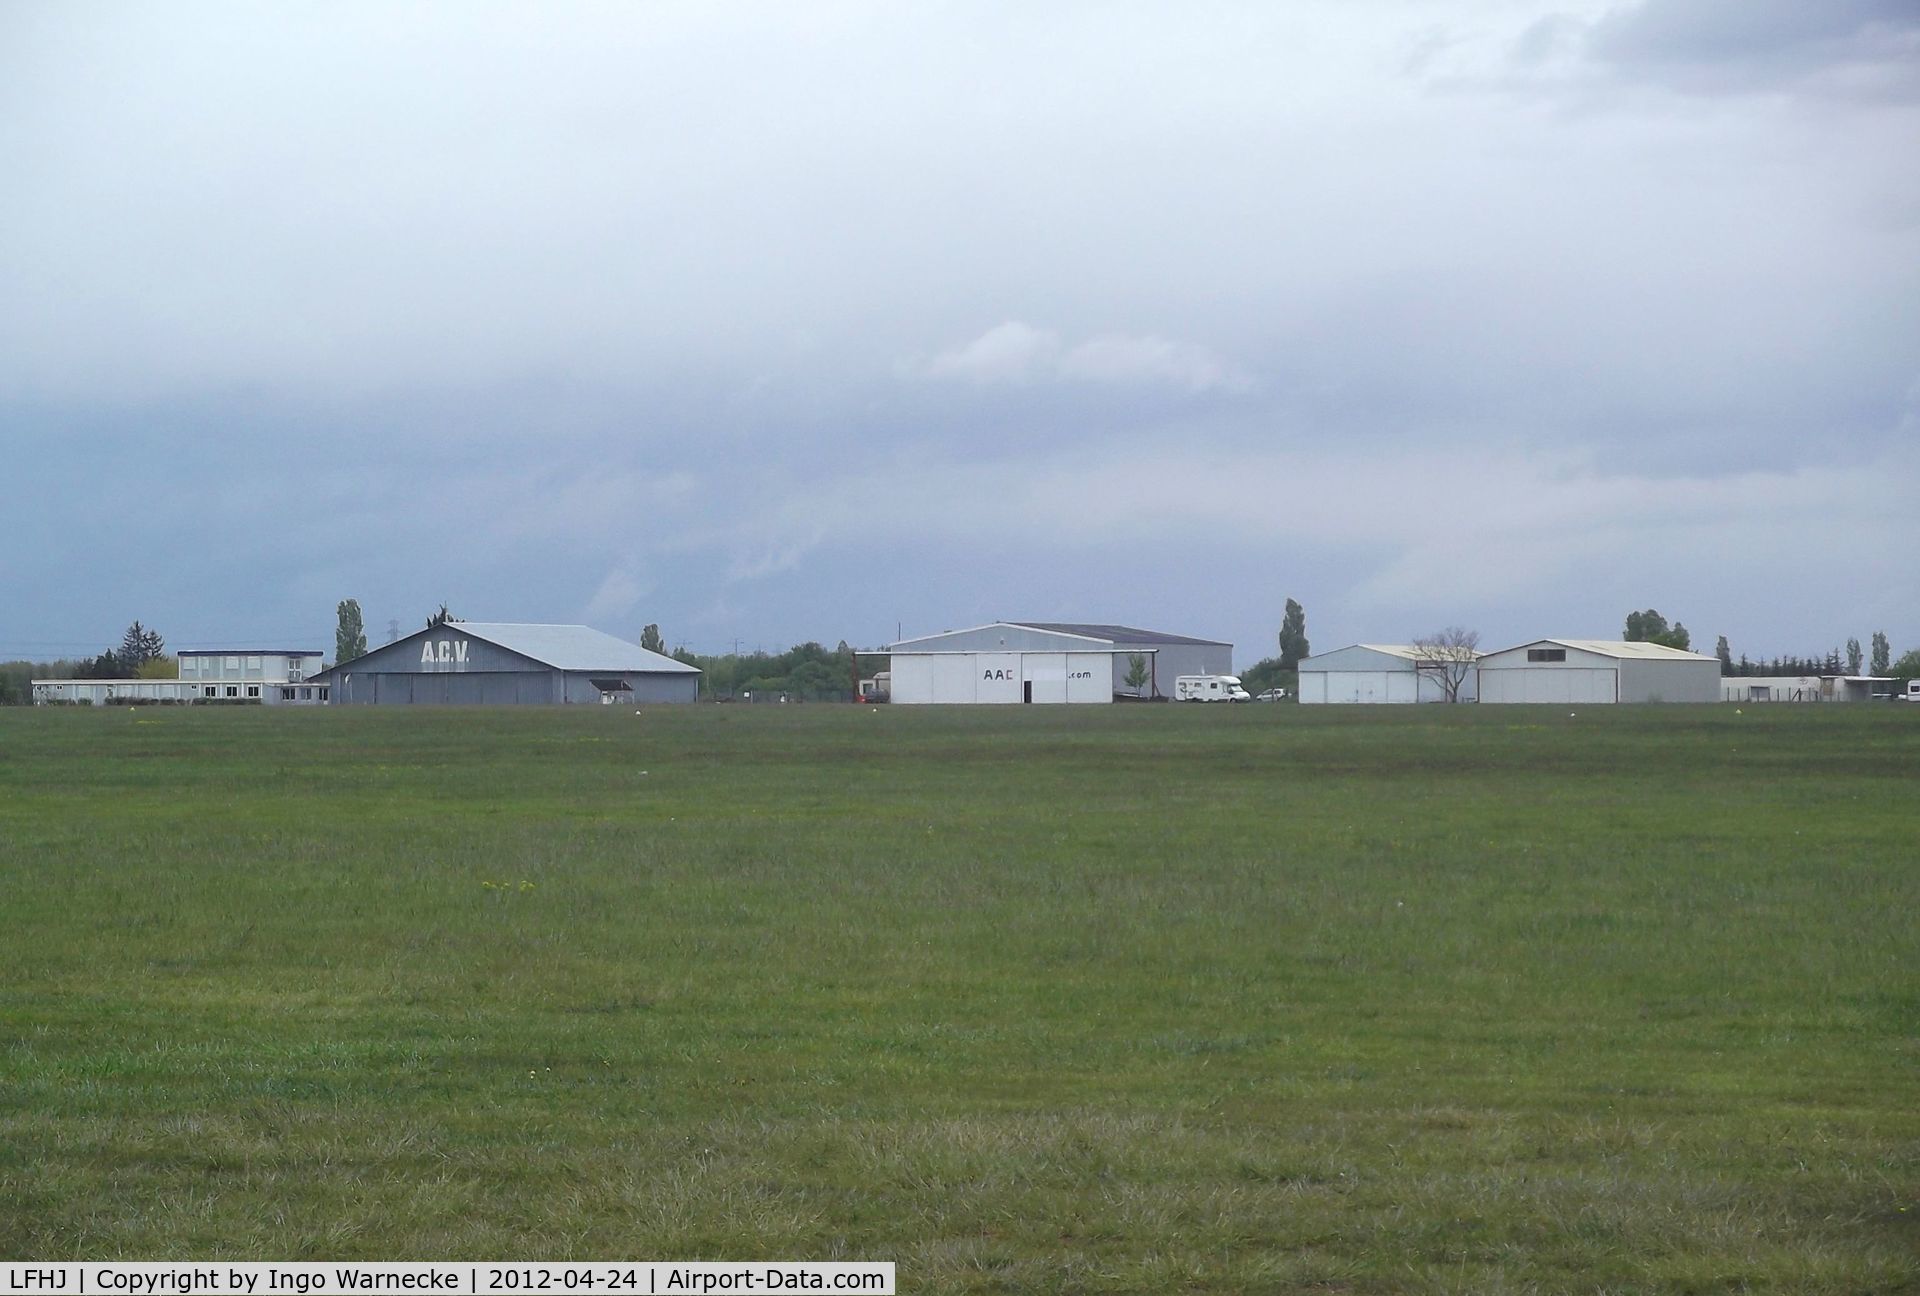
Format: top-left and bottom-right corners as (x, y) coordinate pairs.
(1486, 638), (1716, 662)
(1015, 622), (1229, 646)
(890, 621), (1228, 649)
(1356, 643), (1484, 661)
(440, 623), (699, 673)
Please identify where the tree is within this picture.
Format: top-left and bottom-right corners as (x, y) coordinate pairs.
(1124, 653), (1150, 696)
(640, 624), (666, 654)
(1846, 637), (1863, 674)
(77, 652), (121, 679)
(135, 656), (177, 679)
(118, 622), (164, 673)
(1412, 627), (1480, 703)
(425, 604), (454, 629)
(1891, 648), (1920, 680)
(1238, 656), (1291, 698)
(336, 599), (368, 665)
(1715, 635), (1732, 676)
(1624, 609), (1689, 651)
(1277, 599), (1309, 671)
(1871, 631), (1891, 676)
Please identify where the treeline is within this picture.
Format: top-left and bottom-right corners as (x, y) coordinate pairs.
(0, 621), (177, 705)
(1725, 653), (1848, 678)
(1721, 651), (1920, 678)
(1715, 629), (1915, 679)
(678, 641), (862, 701)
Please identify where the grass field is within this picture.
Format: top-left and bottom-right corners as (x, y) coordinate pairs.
(0, 702), (1915, 1292)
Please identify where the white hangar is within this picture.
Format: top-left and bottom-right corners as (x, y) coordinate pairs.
(1296, 644), (1481, 704)
(884, 621), (1232, 704)
(1476, 639), (1719, 704)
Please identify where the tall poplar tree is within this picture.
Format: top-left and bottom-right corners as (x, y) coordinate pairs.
(1277, 599), (1309, 670)
(335, 599), (368, 665)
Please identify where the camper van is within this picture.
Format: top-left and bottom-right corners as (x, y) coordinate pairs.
(1175, 674), (1251, 702)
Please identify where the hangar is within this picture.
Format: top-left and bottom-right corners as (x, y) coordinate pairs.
(1476, 639), (1718, 704)
(310, 622), (699, 705)
(884, 621), (1231, 704)
(1296, 644), (1480, 704)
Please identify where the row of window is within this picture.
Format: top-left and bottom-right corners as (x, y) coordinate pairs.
(202, 685), (262, 698)
(1526, 648), (1568, 663)
(182, 656), (320, 677)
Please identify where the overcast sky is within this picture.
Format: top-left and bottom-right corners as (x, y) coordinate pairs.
(4, 1), (1916, 666)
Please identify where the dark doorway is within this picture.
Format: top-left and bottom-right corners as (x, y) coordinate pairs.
(1023, 681), (1033, 704)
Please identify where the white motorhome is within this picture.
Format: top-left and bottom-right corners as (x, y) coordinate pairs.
(1175, 674), (1250, 702)
(1900, 680), (1920, 702)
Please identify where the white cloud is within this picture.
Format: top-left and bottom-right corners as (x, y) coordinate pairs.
(923, 322), (1249, 393)
(1058, 334), (1251, 394)
(583, 566), (653, 623)
(924, 321), (1061, 384)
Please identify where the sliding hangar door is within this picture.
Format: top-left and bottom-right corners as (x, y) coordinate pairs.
(889, 651), (1116, 704)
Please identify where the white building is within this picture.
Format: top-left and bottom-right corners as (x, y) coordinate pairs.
(34, 649), (326, 706)
(884, 622), (1231, 704)
(1720, 676), (1823, 703)
(1296, 644), (1481, 704)
(1476, 639), (1719, 704)
(1720, 675), (1894, 703)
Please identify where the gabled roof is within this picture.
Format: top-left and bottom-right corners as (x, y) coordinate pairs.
(454, 623), (700, 673)
(316, 622), (698, 676)
(1014, 622), (1230, 647)
(1489, 638), (1716, 662)
(1355, 643), (1483, 661)
(890, 620), (1228, 649)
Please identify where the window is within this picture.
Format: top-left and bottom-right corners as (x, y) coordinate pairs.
(1527, 648), (1567, 663)
(225, 685), (238, 697)
(204, 686), (217, 698)
(318, 687), (329, 701)
(246, 656), (261, 671)
(225, 656), (239, 671)
(246, 685), (260, 698)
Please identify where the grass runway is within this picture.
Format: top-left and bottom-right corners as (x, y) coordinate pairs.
(0, 702), (1915, 1291)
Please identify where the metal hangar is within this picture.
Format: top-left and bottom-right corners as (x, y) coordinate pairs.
(883, 622), (1232, 704)
(310, 622), (699, 705)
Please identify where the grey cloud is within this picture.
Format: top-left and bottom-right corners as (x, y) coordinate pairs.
(923, 322), (1251, 393)
(1508, 0), (1920, 99)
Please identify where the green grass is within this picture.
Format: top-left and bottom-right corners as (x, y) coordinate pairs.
(1, 702), (1915, 1292)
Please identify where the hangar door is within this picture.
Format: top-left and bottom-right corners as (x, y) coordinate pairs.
(1318, 670), (1417, 704)
(1479, 668), (1615, 704)
(1021, 652), (1112, 703)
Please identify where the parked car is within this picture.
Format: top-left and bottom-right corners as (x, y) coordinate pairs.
(1255, 688), (1289, 702)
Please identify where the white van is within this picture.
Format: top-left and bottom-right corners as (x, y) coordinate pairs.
(1175, 674), (1251, 702)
